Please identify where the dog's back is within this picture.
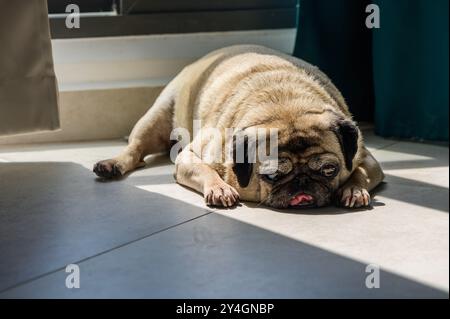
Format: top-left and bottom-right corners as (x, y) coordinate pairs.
(172, 45), (350, 135)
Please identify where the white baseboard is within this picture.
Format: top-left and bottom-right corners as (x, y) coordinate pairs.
(52, 29), (297, 91)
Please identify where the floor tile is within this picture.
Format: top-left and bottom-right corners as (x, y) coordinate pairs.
(1, 213), (446, 299)
(0, 140), (127, 170)
(0, 162), (211, 292)
(362, 129), (398, 151)
(0, 135), (448, 297)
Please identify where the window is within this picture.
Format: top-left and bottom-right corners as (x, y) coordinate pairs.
(48, 0), (298, 38)
(48, 0), (117, 13)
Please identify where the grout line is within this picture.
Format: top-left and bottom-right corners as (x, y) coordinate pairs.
(0, 211), (214, 295)
(370, 141), (399, 152)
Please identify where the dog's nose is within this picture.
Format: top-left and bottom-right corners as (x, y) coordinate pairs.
(295, 175), (309, 185)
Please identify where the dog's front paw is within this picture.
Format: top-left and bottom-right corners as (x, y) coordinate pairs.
(339, 186), (370, 208)
(204, 183), (240, 208)
(93, 159), (123, 179)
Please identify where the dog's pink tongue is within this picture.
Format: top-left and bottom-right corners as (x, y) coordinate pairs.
(290, 193), (313, 206)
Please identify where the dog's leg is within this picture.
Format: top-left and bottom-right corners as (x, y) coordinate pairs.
(338, 148), (384, 208)
(93, 85), (175, 178)
(174, 147), (240, 207)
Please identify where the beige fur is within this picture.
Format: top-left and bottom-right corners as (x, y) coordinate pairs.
(94, 45), (384, 209)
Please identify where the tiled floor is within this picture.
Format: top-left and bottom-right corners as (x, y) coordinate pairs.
(0, 129), (448, 298)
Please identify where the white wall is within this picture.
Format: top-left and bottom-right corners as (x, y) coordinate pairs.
(52, 29), (297, 91)
(0, 29), (297, 144)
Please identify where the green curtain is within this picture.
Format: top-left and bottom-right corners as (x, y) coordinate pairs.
(293, 0), (374, 122)
(373, 0), (449, 141)
(294, 0), (449, 142)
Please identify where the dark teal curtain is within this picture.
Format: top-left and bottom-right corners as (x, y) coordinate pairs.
(293, 0), (374, 122)
(294, 0), (449, 142)
(373, 0), (448, 141)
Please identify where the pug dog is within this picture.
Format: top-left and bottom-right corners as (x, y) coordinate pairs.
(93, 45), (384, 209)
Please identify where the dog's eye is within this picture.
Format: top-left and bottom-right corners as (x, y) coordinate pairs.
(320, 164), (338, 177)
(261, 157), (292, 183)
(262, 172), (281, 183)
(278, 157), (293, 174)
(265, 173), (278, 181)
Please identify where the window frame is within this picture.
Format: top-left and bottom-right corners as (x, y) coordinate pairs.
(48, 0), (298, 39)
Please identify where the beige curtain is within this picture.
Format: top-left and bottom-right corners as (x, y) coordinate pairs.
(0, 0), (60, 136)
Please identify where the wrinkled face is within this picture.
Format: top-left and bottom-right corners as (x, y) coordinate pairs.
(231, 115), (359, 209)
(232, 109), (361, 208)
(260, 152), (341, 208)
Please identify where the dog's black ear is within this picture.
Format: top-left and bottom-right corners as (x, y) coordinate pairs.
(232, 134), (254, 188)
(333, 119), (359, 171)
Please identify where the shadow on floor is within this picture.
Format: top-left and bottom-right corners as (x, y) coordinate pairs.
(0, 162), (447, 298)
(381, 158), (449, 170)
(380, 174), (449, 213)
